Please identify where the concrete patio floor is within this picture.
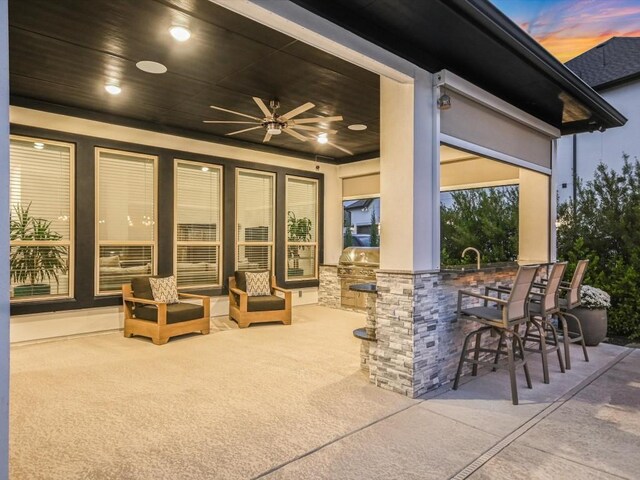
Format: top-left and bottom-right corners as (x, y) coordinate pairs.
(9, 305), (639, 479)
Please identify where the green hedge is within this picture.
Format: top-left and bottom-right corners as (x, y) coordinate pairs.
(557, 155), (640, 340)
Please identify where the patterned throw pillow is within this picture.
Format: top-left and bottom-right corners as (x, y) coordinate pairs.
(149, 276), (179, 304)
(245, 271), (271, 296)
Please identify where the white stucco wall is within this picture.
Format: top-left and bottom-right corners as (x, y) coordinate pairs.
(556, 78), (640, 203)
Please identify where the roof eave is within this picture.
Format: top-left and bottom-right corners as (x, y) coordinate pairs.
(460, 0), (627, 132)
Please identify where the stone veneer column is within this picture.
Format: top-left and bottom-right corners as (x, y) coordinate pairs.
(318, 265), (340, 309)
(371, 266), (519, 398)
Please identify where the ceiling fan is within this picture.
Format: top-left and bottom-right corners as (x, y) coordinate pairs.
(203, 97), (353, 155)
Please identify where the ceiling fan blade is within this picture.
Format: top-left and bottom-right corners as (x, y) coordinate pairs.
(226, 126), (263, 136)
(263, 132), (272, 143)
(283, 128), (308, 142)
(289, 125), (338, 134)
(203, 120), (260, 124)
(279, 102), (315, 121)
(253, 97), (272, 118)
(210, 105), (262, 121)
(289, 115), (343, 125)
(327, 141), (354, 156)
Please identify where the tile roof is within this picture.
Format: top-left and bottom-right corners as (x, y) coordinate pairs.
(566, 37), (640, 89)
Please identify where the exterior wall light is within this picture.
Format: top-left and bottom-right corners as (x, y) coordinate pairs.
(437, 93), (451, 110)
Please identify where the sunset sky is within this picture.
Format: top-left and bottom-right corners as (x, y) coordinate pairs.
(491, 0), (640, 62)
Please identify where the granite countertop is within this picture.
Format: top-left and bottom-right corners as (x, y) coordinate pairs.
(439, 262), (519, 273)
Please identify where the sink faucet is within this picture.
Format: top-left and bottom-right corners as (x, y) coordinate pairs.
(462, 247), (481, 270)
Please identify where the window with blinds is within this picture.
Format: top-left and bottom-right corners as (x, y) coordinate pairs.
(175, 160), (223, 288)
(286, 176), (318, 280)
(96, 148), (157, 294)
(9, 136), (74, 301)
(236, 169), (275, 272)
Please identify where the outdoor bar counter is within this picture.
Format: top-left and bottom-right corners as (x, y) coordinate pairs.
(321, 262), (522, 397)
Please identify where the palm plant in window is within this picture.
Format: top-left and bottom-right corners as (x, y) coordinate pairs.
(287, 211), (312, 275)
(10, 203), (68, 297)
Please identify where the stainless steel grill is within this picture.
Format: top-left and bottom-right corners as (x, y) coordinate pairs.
(338, 247), (379, 311)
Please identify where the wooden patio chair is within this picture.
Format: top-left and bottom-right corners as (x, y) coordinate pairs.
(122, 276), (210, 345)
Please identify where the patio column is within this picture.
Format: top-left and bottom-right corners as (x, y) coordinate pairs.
(379, 69), (439, 271)
(0, 0), (10, 476)
(373, 70), (441, 397)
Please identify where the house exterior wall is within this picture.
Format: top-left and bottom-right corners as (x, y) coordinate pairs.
(347, 198), (380, 232)
(556, 78), (640, 203)
(9, 107), (332, 342)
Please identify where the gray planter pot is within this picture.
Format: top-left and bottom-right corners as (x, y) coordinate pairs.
(566, 307), (608, 346)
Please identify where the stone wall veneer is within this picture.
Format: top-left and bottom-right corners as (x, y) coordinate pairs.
(372, 266), (519, 398)
(318, 265), (340, 309)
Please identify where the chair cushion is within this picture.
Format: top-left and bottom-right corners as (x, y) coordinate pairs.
(131, 276), (154, 300)
(149, 275), (179, 304)
(460, 306), (503, 323)
(247, 295), (285, 312)
(134, 303), (205, 324)
(234, 270), (270, 293)
(245, 271), (271, 296)
(100, 255), (121, 267)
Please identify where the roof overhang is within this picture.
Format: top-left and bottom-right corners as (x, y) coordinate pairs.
(289, 0), (627, 135)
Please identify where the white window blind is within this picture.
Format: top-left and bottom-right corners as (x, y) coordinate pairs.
(286, 176), (318, 280)
(96, 148), (156, 293)
(236, 169), (275, 271)
(9, 136), (74, 301)
(175, 161), (223, 288)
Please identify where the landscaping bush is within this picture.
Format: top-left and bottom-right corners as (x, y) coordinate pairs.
(441, 186), (519, 265)
(557, 155), (640, 339)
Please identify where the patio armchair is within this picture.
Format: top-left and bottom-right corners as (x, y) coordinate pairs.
(122, 276), (210, 345)
(228, 271), (292, 328)
(453, 265), (538, 405)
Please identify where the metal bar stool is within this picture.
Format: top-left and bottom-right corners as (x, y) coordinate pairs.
(557, 259), (590, 369)
(453, 265), (538, 405)
(489, 262), (567, 383)
(521, 262), (567, 383)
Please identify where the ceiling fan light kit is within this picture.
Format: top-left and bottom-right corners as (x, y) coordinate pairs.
(204, 96), (353, 155)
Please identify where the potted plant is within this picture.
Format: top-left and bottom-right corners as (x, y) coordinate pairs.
(10, 203), (68, 298)
(566, 285), (611, 346)
(287, 211), (312, 276)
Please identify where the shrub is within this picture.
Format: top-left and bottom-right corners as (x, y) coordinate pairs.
(557, 155), (640, 339)
(441, 186), (519, 265)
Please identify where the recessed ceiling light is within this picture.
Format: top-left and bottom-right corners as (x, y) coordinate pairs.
(33, 142), (44, 150)
(348, 124), (367, 131)
(105, 83), (122, 95)
(136, 60), (167, 74)
(317, 133), (328, 144)
(169, 25), (191, 42)
(201, 166), (209, 172)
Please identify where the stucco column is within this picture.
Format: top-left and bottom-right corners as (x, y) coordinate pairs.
(372, 70), (442, 397)
(518, 168), (551, 264)
(379, 69), (439, 271)
(0, 0), (10, 476)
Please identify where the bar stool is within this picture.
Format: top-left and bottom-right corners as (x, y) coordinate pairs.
(557, 259), (590, 369)
(453, 265), (538, 405)
(521, 262), (567, 383)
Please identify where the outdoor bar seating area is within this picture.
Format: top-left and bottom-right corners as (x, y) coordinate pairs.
(453, 260), (590, 405)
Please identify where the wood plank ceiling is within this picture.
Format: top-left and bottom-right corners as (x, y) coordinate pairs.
(8, 0), (380, 162)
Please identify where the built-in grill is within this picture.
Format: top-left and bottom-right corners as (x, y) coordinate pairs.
(338, 247), (380, 311)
